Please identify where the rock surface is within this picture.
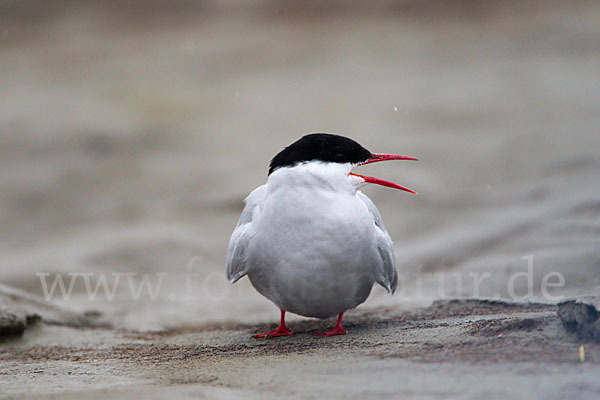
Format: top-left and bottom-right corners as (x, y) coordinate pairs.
(0, 309), (29, 339)
(2, 299), (599, 399)
(0, 283), (105, 340)
(558, 300), (600, 342)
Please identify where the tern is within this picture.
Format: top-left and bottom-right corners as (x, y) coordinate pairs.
(226, 133), (417, 338)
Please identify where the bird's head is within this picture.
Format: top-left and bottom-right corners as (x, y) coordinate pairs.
(268, 133), (418, 194)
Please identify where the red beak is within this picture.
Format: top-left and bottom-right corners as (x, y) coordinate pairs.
(350, 153), (418, 194)
(362, 153), (419, 164)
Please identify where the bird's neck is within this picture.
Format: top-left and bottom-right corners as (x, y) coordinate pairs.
(267, 162), (359, 195)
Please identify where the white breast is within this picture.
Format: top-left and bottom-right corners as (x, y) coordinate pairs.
(226, 161), (397, 318)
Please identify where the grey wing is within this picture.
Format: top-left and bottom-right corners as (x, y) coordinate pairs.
(226, 185), (266, 283)
(357, 191), (398, 294)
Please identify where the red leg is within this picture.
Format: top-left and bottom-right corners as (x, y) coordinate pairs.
(254, 309), (293, 339)
(317, 313), (347, 337)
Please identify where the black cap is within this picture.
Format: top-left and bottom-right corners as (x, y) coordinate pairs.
(269, 133), (372, 175)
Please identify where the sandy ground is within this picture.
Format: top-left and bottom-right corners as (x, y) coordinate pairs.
(1, 0), (600, 398)
(2, 299), (600, 399)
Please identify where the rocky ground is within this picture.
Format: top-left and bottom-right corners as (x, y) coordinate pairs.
(2, 297), (600, 399)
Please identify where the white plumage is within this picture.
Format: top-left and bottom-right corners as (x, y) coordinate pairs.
(226, 161), (397, 319)
(226, 133), (415, 337)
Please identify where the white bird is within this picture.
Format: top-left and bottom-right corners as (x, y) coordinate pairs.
(226, 133), (417, 338)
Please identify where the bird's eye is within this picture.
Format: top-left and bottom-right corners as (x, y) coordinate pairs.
(333, 152), (345, 161)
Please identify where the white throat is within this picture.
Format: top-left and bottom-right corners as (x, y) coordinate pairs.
(267, 161), (362, 195)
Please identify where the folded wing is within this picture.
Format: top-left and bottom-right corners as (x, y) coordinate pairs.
(226, 185), (267, 283)
(357, 191), (398, 294)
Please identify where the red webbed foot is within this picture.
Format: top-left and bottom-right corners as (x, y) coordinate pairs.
(253, 309), (293, 339)
(316, 326), (347, 337)
(316, 312), (347, 337)
(254, 326), (293, 339)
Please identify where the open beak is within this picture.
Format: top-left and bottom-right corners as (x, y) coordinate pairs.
(350, 153), (418, 194)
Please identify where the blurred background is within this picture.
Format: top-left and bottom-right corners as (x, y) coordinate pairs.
(1, 0), (599, 330)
